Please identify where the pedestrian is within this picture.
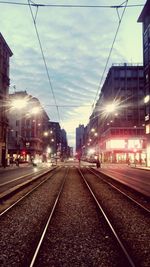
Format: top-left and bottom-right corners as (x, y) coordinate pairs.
(16, 158), (20, 167)
(127, 158), (130, 166)
(96, 158), (101, 168)
(10, 156), (13, 166)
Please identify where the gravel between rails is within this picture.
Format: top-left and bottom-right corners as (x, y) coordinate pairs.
(82, 167), (150, 267)
(0, 167), (67, 267)
(33, 168), (130, 267)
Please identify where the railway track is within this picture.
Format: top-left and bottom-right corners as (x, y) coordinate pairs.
(0, 166), (59, 215)
(0, 167), (149, 266)
(89, 167), (150, 213)
(80, 167), (150, 267)
(28, 167), (134, 267)
(0, 167), (68, 267)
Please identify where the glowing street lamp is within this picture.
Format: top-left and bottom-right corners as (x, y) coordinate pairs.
(31, 107), (41, 114)
(47, 147), (51, 153)
(105, 103), (117, 113)
(88, 148), (95, 155)
(43, 131), (48, 137)
(11, 98), (28, 109)
(144, 95), (150, 103)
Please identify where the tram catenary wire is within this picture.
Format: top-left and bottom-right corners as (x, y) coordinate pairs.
(0, 1), (144, 8)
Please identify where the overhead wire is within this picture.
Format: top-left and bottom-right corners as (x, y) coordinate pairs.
(45, 105), (92, 107)
(27, 0), (61, 124)
(92, 0), (129, 111)
(0, 1), (144, 8)
(1, 0), (142, 123)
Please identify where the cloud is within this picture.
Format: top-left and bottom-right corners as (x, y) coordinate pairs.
(0, 0), (145, 147)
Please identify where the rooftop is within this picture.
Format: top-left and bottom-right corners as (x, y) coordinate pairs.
(138, 0), (150, 22)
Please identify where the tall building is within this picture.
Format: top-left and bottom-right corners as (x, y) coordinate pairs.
(8, 91), (49, 162)
(138, 0), (150, 166)
(76, 124), (85, 155)
(47, 121), (62, 157)
(0, 33), (13, 166)
(61, 129), (68, 159)
(87, 64), (146, 163)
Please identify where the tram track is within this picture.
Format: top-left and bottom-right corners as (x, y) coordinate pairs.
(28, 167), (133, 267)
(0, 166), (149, 266)
(78, 168), (135, 267)
(0, 167), (68, 267)
(29, 168), (68, 267)
(89, 167), (150, 213)
(0, 166), (59, 215)
(80, 167), (150, 267)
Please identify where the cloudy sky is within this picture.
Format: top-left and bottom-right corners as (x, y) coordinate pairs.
(0, 0), (146, 148)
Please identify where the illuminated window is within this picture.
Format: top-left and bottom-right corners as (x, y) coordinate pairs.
(106, 139), (125, 149)
(146, 124), (150, 134)
(144, 95), (150, 103)
(128, 139), (141, 149)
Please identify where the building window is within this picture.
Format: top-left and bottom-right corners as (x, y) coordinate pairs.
(126, 70), (132, 78)
(139, 70), (144, 77)
(127, 115), (132, 121)
(26, 119), (30, 126)
(120, 70), (125, 78)
(146, 124), (150, 134)
(16, 120), (19, 126)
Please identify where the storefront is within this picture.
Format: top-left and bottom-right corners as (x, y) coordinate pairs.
(101, 138), (147, 164)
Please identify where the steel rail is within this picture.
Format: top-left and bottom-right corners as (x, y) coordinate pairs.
(29, 168), (69, 267)
(78, 168), (136, 267)
(95, 167), (150, 197)
(0, 167), (60, 217)
(90, 168), (150, 213)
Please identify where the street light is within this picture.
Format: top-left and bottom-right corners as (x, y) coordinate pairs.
(144, 95), (150, 103)
(47, 147), (51, 153)
(31, 106), (41, 114)
(104, 103), (117, 113)
(43, 131), (48, 137)
(11, 98), (28, 109)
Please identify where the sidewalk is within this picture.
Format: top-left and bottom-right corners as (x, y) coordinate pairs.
(87, 162), (150, 171)
(0, 163), (30, 172)
(130, 164), (150, 171)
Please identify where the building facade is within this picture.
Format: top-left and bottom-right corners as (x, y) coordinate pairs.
(76, 124), (85, 157)
(0, 33), (13, 166)
(138, 0), (150, 166)
(87, 64), (146, 164)
(61, 129), (68, 159)
(8, 91), (50, 163)
(47, 121), (62, 159)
